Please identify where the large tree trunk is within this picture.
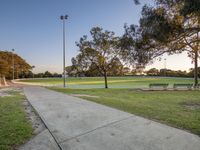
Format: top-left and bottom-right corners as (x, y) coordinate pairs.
(0, 75), (8, 87)
(104, 71), (108, 89)
(0, 75), (1, 87)
(3, 76), (8, 86)
(16, 69), (19, 79)
(194, 50), (198, 88)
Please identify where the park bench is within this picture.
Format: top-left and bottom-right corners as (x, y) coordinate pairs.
(173, 84), (193, 90)
(193, 84), (200, 89)
(149, 83), (169, 90)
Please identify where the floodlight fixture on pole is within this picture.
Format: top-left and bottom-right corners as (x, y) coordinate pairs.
(12, 49), (15, 80)
(60, 15), (68, 88)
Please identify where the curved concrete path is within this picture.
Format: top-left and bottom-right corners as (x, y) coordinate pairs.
(24, 87), (200, 150)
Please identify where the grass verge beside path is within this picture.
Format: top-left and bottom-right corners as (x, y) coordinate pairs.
(0, 89), (33, 150)
(50, 87), (200, 136)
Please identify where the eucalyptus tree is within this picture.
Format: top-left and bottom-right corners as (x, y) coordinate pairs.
(0, 51), (32, 86)
(75, 27), (123, 88)
(140, 0), (200, 86)
(128, 0), (200, 87)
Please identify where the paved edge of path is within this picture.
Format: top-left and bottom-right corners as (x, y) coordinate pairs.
(23, 86), (200, 150)
(18, 129), (60, 150)
(22, 90), (62, 150)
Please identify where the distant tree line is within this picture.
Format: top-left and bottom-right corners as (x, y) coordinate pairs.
(66, 64), (139, 77)
(33, 71), (62, 78)
(13, 70), (62, 79)
(66, 63), (198, 78)
(146, 68), (200, 78)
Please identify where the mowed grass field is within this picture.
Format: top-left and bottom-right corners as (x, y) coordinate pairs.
(19, 76), (195, 89)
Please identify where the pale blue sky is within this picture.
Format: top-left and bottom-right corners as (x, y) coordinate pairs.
(0, 0), (196, 73)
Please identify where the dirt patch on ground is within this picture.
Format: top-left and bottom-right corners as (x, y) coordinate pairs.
(0, 88), (13, 97)
(70, 94), (99, 98)
(182, 101), (200, 110)
(0, 88), (25, 97)
(23, 100), (46, 135)
(17, 89), (46, 149)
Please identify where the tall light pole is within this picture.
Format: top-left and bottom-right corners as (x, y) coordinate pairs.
(164, 58), (167, 77)
(60, 15), (68, 88)
(12, 49), (15, 80)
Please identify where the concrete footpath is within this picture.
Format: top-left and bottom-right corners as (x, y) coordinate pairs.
(24, 86), (200, 150)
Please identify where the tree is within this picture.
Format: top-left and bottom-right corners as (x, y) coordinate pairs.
(107, 57), (124, 76)
(122, 67), (131, 75)
(146, 68), (159, 76)
(0, 60), (9, 86)
(71, 55), (88, 77)
(0, 51), (32, 86)
(76, 27), (123, 88)
(180, 0), (200, 17)
(133, 1), (200, 87)
(85, 63), (101, 77)
(188, 67), (200, 78)
(44, 71), (52, 78)
(65, 66), (73, 76)
(68, 57), (125, 77)
(120, 24), (153, 68)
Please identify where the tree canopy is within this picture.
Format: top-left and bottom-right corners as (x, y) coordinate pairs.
(0, 51), (32, 80)
(74, 27), (124, 88)
(125, 0), (200, 87)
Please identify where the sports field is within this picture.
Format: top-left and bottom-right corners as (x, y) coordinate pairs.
(19, 76), (195, 89)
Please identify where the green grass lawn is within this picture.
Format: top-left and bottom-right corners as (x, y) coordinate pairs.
(50, 87), (200, 136)
(0, 89), (33, 150)
(19, 76), (196, 89)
